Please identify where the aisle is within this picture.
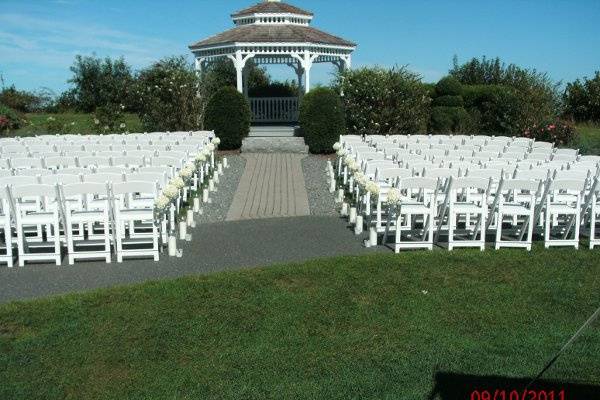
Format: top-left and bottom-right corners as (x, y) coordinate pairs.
(226, 153), (310, 221)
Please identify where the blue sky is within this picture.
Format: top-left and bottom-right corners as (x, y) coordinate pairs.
(1, 0), (599, 95)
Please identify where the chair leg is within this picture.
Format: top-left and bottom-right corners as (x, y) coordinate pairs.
(574, 212), (581, 250)
(590, 204), (597, 250)
(448, 211), (454, 251)
(495, 212), (503, 250)
(544, 209), (551, 249)
(527, 212), (534, 251)
(16, 220), (25, 267)
(54, 217), (61, 266)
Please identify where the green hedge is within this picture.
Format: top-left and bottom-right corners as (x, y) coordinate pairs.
(299, 88), (345, 154)
(435, 76), (463, 96)
(430, 106), (472, 133)
(432, 95), (464, 108)
(462, 84), (521, 135)
(204, 87), (251, 150)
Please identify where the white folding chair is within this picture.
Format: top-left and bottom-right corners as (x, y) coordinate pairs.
(384, 177), (439, 252)
(589, 179), (600, 249)
(494, 179), (540, 251)
(110, 181), (159, 263)
(0, 186), (14, 267)
(7, 184), (61, 266)
(544, 179), (586, 249)
(447, 177), (489, 250)
(60, 183), (112, 264)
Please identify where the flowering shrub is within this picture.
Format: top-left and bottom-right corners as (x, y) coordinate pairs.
(334, 66), (430, 135)
(522, 120), (577, 146)
(0, 103), (22, 133)
(92, 104), (127, 134)
(135, 56), (204, 132)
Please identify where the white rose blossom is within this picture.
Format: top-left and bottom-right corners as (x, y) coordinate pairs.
(212, 137), (221, 145)
(206, 143), (215, 152)
(333, 142), (341, 151)
(196, 153), (207, 162)
(337, 148), (347, 157)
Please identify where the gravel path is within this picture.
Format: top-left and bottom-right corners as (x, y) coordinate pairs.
(0, 216), (379, 303)
(302, 155), (337, 216)
(196, 155), (246, 224)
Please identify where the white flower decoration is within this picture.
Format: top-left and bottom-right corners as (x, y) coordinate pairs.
(333, 142), (341, 151)
(386, 188), (401, 205)
(170, 177), (185, 189)
(366, 181), (380, 195)
(212, 137), (221, 145)
(206, 143), (215, 152)
(196, 153), (207, 162)
(355, 173), (367, 188)
(162, 185), (179, 199)
(155, 194), (170, 209)
(337, 148), (347, 157)
(179, 166), (194, 179)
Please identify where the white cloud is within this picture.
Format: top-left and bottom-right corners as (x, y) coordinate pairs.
(0, 12), (186, 89)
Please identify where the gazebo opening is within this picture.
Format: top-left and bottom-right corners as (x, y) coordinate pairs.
(189, 0), (357, 124)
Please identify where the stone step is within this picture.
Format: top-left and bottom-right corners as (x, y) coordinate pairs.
(249, 126), (298, 137)
(242, 137), (309, 154)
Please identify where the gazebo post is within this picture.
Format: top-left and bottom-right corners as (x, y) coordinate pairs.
(242, 65), (250, 97)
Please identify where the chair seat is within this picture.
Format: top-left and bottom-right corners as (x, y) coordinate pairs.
(69, 210), (107, 223)
(399, 202), (432, 214)
(548, 203), (578, 214)
(21, 212), (57, 224)
(450, 202), (485, 213)
(499, 203), (531, 215)
(118, 208), (153, 220)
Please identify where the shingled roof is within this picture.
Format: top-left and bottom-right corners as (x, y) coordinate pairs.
(189, 24), (355, 49)
(232, 2), (313, 18)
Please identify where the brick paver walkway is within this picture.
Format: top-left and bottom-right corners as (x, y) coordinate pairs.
(226, 153), (310, 221)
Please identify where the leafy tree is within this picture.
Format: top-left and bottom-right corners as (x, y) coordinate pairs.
(563, 71), (600, 123)
(450, 56), (559, 132)
(68, 55), (135, 112)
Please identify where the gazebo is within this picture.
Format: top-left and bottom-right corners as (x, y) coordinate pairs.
(189, 0), (356, 124)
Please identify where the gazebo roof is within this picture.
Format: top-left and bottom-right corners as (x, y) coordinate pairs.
(232, 2), (313, 17)
(189, 24), (356, 49)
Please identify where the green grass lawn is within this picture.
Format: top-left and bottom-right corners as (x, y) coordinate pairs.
(11, 112), (143, 136)
(1, 250), (599, 399)
(575, 123), (600, 155)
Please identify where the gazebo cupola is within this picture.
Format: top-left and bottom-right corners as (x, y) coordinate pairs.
(189, 0), (357, 110)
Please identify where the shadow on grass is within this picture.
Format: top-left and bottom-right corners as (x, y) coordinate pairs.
(428, 371), (600, 400)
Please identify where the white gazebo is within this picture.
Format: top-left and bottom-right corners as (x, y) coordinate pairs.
(189, 0), (356, 123)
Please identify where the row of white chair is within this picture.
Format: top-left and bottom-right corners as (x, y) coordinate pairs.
(336, 134), (600, 252)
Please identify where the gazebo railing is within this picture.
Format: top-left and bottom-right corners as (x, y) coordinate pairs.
(249, 97), (299, 123)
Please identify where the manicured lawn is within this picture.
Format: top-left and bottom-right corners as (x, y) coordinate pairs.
(1, 250), (599, 399)
(10, 112), (143, 136)
(575, 123), (600, 155)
